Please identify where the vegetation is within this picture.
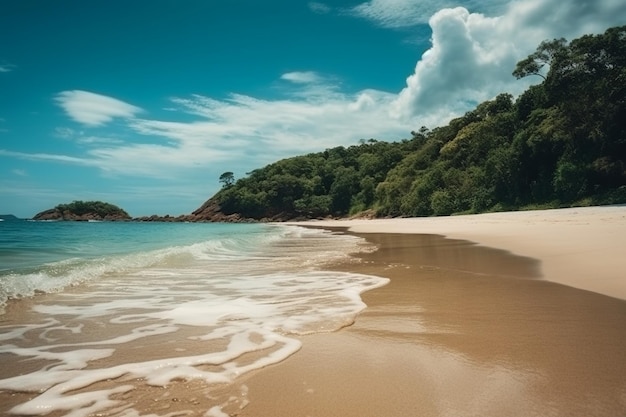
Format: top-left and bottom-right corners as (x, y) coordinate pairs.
(211, 26), (626, 220)
(219, 172), (235, 188)
(54, 201), (130, 218)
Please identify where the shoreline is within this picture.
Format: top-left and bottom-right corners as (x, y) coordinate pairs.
(290, 205), (626, 300)
(237, 215), (626, 416)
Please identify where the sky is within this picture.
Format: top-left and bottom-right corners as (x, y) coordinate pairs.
(1, 0), (625, 218)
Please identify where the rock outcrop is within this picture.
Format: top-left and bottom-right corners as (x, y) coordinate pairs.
(188, 198), (248, 222)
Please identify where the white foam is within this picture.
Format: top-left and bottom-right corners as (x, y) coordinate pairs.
(0, 225), (387, 416)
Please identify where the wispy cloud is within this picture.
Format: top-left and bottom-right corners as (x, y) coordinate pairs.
(279, 71), (342, 99)
(2, 78), (409, 182)
(281, 71), (323, 84)
(12, 169), (27, 177)
(308, 2), (331, 14)
(55, 90), (143, 127)
(0, 63), (16, 73)
(0, 149), (96, 166)
(128, 87), (409, 168)
(348, 0), (510, 27)
(54, 126), (124, 145)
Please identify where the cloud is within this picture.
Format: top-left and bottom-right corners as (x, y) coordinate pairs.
(279, 71), (342, 99)
(12, 169), (27, 177)
(308, 2), (331, 14)
(55, 90), (143, 127)
(2, 78), (408, 182)
(281, 71), (323, 84)
(0, 149), (97, 166)
(390, 0), (626, 122)
(0, 63), (16, 73)
(54, 127), (123, 145)
(128, 88), (409, 166)
(349, 0), (509, 28)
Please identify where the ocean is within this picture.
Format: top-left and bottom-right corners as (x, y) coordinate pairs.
(0, 220), (387, 416)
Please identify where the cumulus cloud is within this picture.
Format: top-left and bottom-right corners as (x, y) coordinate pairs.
(390, 0), (626, 122)
(55, 90), (143, 127)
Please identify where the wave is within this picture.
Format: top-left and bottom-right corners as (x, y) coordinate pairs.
(0, 225), (285, 310)
(0, 224), (371, 312)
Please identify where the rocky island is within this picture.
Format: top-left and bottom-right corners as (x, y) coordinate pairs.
(33, 201), (131, 221)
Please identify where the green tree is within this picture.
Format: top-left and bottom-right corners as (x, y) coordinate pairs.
(219, 172), (235, 188)
(512, 38), (567, 80)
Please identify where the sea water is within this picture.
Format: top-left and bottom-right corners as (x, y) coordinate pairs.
(0, 221), (387, 416)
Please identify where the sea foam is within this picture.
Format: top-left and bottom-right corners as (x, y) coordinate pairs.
(0, 224), (387, 416)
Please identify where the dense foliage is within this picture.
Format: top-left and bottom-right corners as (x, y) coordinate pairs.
(55, 201), (130, 218)
(214, 26), (626, 219)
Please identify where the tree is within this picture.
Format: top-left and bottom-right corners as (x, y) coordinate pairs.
(219, 171), (235, 188)
(512, 38), (567, 80)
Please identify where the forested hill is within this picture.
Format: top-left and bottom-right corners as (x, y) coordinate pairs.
(33, 201), (131, 221)
(193, 26), (626, 221)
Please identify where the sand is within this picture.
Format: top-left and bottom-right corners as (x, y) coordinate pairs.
(233, 206), (626, 417)
(293, 205), (626, 300)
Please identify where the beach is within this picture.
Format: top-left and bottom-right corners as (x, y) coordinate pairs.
(1, 207), (625, 416)
(235, 206), (626, 416)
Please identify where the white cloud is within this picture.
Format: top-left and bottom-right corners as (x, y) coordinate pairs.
(390, 0), (626, 122)
(128, 88), (409, 168)
(349, 0), (509, 27)
(12, 169), (27, 177)
(2, 78), (408, 182)
(0, 149), (97, 166)
(55, 90), (143, 127)
(54, 126), (123, 145)
(281, 71), (323, 84)
(279, 72), (343, 100)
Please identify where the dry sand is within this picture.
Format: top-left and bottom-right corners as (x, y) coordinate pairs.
(234, 206), (626, 417)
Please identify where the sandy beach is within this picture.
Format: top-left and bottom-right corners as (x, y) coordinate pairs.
(234, 206), (626, 416)
(1, 207), (625, 416)
(296, 205), (626, 300)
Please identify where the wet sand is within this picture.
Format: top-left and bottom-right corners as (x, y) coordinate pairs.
(237, 224), (626, 416)
(292, 206), (626, 300)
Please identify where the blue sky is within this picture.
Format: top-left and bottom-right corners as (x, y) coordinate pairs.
(1, 0), (624, 218)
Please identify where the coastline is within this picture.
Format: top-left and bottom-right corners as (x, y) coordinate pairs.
(2, 208), (624, 416)
(234, 207), (626, 416)
(291, 205), (626, 300)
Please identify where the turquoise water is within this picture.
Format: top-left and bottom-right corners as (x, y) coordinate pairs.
(1, 220), (265, 272)
(0, 221), (283, 304)
(0, 220), (387, 416)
